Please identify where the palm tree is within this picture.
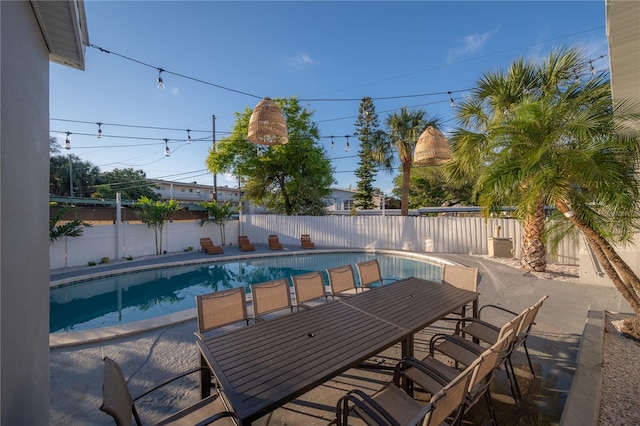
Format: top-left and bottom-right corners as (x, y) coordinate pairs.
(373, 106), (440, 216)
(199, 200), (237, 246)
(49, 204), (92, 245)
(136, 197), (181, 255)
(447, 48), (588, 272)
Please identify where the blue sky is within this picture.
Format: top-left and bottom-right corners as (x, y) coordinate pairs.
(50, 1), (609, 195)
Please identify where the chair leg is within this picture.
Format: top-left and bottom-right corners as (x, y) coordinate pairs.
(484, 390), (499, 426)
(523, 341), (536, 377)
(502, 360), (519, 403)
(506, 356), (522, 401)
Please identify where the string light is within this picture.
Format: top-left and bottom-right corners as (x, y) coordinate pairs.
(96, 122), (103, 138)
(164, 138), (170, 156)
(186, 129), (192, 143)
(330, 136), (334, 149)
(157, 68), (165, 90)
(589, 60), (595, 75)
(344, 135), (350, 152)
(448, 91), (455, 108)
(65, 132), (71, 149)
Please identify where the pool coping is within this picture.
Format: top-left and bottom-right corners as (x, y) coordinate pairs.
(49, 248), (454, 348)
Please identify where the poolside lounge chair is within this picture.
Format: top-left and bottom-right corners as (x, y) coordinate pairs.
(250, 278), (293, 321)
(442, 264), (479, 318)
(335, 354), (473, 426)
(200, 237), (224, 255)
(268, 234), (284, 250)
(301, 234), (315, 249)
(195, 287), (250, 339)
(292, 271), (328, 310)
(326, 264), (359, 299)
(355, 259), (398, 289)
(237, 235), (255, 252)
(100, 356), (238, 426)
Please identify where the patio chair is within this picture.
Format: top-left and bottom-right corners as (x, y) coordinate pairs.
(300, 234), (315, 249)
(428, 302), (532, 402)
(355, 259), (399, 289)
(442, 264), (479, 318)
(396, 330), (515, 426)
(100, 356), (238, 426)
(195, 287), (250, 339)
(200, 237), (224, 255)
(250, 278), (293, 321)
(458, 295), (549, 380)
(268, 234), (284, 250)
(291, 271), (328, 310)
(237, 235), (255, 252)
(335, 356), (473, 426)
(326, 264), (359, 299)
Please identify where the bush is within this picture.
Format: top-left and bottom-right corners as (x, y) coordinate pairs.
(99, 256), (110, 264)
(88, 260), (97, 267)
(184, 246), (194, 252)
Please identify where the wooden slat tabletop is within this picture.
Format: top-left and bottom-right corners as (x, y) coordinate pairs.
(197, 277), (478, 425)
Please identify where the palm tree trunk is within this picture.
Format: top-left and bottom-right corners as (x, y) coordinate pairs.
(556, 202), (640, 315)
(401, 160), (411, 216)
(520, 202), (547, 272)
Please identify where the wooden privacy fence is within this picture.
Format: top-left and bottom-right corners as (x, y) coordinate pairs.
(50, 215), (579, 269)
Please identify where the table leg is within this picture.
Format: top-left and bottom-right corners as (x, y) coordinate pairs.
(200, 353), (211, 399)
(401, 334), (415, 395)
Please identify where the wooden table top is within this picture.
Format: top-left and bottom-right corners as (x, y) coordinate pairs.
(196, 277), (477, 424)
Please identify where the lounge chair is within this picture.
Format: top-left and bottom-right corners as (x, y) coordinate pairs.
(291, 271), (328, 310)
(268, 234), (284, 250)
(335, 355), (473, 426)
(250, 278), (293, 321)
(237, 235), (255, 252)
(301, 234), (315, 249)
(195, 287), (250, 339)
(355, 259), (399, 289)
(100, 356), (238, 426)
(442, 264), (479, 318)
(200, 237), (224, 255)
(326, 264), (359, 299)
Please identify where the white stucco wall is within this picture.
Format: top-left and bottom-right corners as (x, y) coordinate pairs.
(1, 2), (51, 423)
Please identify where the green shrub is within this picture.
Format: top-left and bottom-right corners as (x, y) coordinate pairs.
(99, 256), (110, 264)
(184, 246), (194, 252)
(88, 260), (97, 267)
(124, 255), (133, 261)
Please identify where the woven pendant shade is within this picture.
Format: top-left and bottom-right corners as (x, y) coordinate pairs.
(247, 97), (289, 145)
(414, 126), (451, 166)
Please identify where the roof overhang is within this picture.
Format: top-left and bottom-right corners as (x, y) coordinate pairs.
(606, 0), (640, 131)
(31, 0), (89, 70)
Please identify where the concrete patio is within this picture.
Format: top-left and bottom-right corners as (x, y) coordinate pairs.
(49, 249), (630, 425)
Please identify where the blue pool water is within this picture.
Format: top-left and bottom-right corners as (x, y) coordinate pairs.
(50, 252), (443, 333)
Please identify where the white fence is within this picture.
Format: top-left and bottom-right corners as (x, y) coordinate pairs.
(50, 215), (579, 269)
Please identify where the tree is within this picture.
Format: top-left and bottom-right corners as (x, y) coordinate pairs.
(135, 197), (181, 255)
(199, 200), (237, 245)
(391, 166), (475, 209)
(49, 154), (101, 198)
(49, 203), (92, 244)
(372, 106), (440, 216)
(207, 97), (334, 215)
(95, 168), (159, 201)
(353, 97), (381, 210)
(50, 136), (61, 154)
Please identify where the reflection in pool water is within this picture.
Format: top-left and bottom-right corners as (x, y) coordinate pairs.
(50, 252), (442, 333)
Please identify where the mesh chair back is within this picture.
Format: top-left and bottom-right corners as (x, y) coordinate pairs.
(420, 366), (472, 426)
(101, 357), (139, 426)
(442, 265), (479, 292)
(292, 271), (327, 306)
(196, 288), (248, 335)
(326, 264), (357, 296)
(251, 278), (292, 318)
(356, 259), (383, 288)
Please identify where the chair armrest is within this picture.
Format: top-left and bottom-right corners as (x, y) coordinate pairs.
(193, 410), (239, 426)
(453, 317), (499, 335)
(429, 333), (480, 358)
(393, 357), (450, 387)
(478, 304), (517, 318)
(336, 389), (399, 426)
(133, 366), (211, 402)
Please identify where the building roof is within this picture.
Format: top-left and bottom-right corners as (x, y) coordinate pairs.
(31, 0), (89, 70)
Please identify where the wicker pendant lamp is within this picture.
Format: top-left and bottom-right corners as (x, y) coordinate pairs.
(414, 126), (451, 166)
(247, 97), (289, 145)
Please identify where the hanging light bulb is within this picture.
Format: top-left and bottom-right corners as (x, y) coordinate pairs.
(157, 68), (165, 90)
(344, 135), (350, 152)
(186, 129), (192, 144)
(96, 122), (103, 138)
(330, 136), (334, 149)
(164, 138), (170, 156)
(448, 91), (456, 108)
(65, 132), (71, 149)
(589, 60), (595, 76)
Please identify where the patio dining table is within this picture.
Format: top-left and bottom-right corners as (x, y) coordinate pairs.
(196, 276), (478, 425)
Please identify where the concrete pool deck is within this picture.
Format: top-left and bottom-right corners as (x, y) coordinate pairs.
(49, 247), (631, 425)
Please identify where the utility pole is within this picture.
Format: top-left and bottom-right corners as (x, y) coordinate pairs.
(68, 154), (74, 198)
(212, 114), (217, 201)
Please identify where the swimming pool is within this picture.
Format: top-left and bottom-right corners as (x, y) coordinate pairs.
(50, 251), (444, 333)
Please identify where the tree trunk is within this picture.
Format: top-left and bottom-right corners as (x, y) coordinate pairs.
(556, 202), (640, 315)
(278, 175), (293, 215)
(401, 160), (411, 216)
(520, 202), (547, 272)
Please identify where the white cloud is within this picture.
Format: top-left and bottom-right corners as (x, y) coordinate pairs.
(288, 53), (316, 68)
(447, 32), (492, 63)
(171, 87), (180, 95)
